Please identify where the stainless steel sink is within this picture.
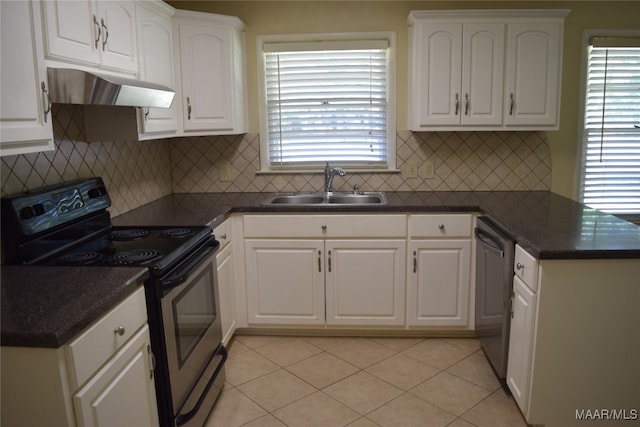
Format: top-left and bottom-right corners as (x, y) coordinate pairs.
(263, 192), (387, 206)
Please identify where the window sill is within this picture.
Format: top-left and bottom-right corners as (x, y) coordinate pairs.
(255, 168), (401, 175)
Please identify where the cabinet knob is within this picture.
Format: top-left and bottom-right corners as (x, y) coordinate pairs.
(438, 224), (445, 230)
(321, 225), (327, 231)
(221, 233), (227, 240)
(516, 262), (524, 271)
(114, 326), (126, 336)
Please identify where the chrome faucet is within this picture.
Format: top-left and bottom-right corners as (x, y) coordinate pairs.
(324, 162), (346, 193)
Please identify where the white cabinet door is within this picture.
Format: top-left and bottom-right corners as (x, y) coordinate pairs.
(96, 1), (137, 73)
(217, 242), (236, 346)
(325, 240), (406, 326)
(462, 23), (504, 126)
(507, 275), (537, 414)
(176, 23), (234, 132)
(41, 0), (137, 74)
(410, 22), (462, 127)
(135, 1), (178, 137)
(245, 239), (325, 325)
(406, 239), (471, 326)
(504, 22), (562, 128)
(0, 0), (54, 156)
(73, 325), (159, 427)
(41, 0), (98, 65)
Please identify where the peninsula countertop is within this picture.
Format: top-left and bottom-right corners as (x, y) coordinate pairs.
(112, 191), (640, 260)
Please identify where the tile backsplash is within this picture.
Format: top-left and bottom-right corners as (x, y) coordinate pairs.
(170, 130), (551, 194)
(1, 104), (551, 216)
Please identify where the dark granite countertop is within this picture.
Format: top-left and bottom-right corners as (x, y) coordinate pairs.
(1, 266), (148, 348)
(113, 191), (640, 259)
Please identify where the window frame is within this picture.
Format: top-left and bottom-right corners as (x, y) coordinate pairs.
(576, 29), (640, 222)
(256, 32), (397, 173)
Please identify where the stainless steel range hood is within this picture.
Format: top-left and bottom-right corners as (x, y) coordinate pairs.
(47, 68), (175, 109)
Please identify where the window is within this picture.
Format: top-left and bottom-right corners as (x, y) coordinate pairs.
(579, 33), (640, 218)
(257, 33), (396, 171)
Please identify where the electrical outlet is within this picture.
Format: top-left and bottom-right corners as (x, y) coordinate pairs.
(220, 162), (232, 182)
(406, 160), (418, 178)
(420, 161), (435, 179)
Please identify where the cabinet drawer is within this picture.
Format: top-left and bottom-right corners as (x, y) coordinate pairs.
(66, 287), (147, 389)
(244, 214), (407, 238)
(408, 214), (473, 238)
(514, 245), (538, 292)
(214, 219), (232, 249)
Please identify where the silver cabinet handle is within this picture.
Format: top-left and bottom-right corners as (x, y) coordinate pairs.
(509, 93), (515, 116)
(454, 93), (460, 115)
(101, 18), (108, 50)
(465, 93), (469, 116)
(41, 82), (51, 123)
(147, 344), (156, 379)
(144, 107), (150, 121)
(186, 97), (192, 120)
(328, 250), (332, 272)
(413, 251), (417, 273)
(114, 325), (125, 336)
(318, 250), (322, 272)
(93, 15), (101, 49)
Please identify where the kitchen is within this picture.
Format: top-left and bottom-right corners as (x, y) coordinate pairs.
(1, 1), (639, 427)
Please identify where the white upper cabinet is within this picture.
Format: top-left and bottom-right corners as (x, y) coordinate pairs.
(0, 0), (54, 156)
(408, 10), (568, 131)
(504, 22), (562, 128)
(409, 19), (504, 128)
(41, 0), (138, 74)
(135, 0), (178, 137)
(173, 10), (248, 135)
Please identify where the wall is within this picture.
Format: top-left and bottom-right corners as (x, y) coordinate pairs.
(167, 0), (640, 199)
(0, 105), (173, 217)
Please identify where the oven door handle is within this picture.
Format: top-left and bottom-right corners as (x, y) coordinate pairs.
(175, 345), (228, 426)
(159, 238), (219, 290)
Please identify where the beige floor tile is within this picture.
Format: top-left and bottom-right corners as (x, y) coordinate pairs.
(402, 338), (475, 370)
(241, 414), (287, 427)
(234, 334), (286, 349)
(366, 394), (457, 427)
(227, 338), (251, 358)
(273, 391), (359, 427)
(411, 372), (491, 416)
(324, 371), (404, 415)
(445, 418), (477, 427)
(446, 351), (501, 392)
(328, 338), (395, 368)
(369, 337), (424, 352)
(255, 337), (323, 366)
(347, 417), (382, 427)
(238, 369), (316, 412)
(286, 352), (359, 389)
(461, 390), (528, 427)
(204, 388), (267, 427)
(441, 338), (482, 353)
(366, 353), (440, 390)
(300, 335), (355, 350)
(224, 350), (279, 386)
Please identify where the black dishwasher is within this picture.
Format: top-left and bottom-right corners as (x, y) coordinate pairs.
(475, 217), (515, 381)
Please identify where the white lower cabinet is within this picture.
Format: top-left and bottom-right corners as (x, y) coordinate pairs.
(245, 239), (325, 325)
(214, 218), (237, 346)
(0, 287), (158, 427)
(506, 275), (536, 412)
(243, 214), (407, 328)
(325, 239), (406, 326)
(406, 214), (473, 328)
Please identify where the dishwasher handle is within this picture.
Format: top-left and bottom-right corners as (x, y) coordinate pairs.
(475, 227), (505, 258)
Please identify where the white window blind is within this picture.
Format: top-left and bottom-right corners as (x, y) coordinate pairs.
(263, 40), (390, 168)
(580, 37), (640, 215)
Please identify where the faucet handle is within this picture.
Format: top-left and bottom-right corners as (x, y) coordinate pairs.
(353, 184), (360, 194)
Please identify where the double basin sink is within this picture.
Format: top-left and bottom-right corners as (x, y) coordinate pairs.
(263, 191), (388, 206)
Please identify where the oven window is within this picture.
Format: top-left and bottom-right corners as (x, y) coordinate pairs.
(172, 267), (217, 366)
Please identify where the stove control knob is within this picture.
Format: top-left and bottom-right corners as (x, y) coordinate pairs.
(88, 186), (106, 198)
(19, 206), (35, 220)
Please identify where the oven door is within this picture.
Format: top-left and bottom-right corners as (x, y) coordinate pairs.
(159, 237), (225, 424)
